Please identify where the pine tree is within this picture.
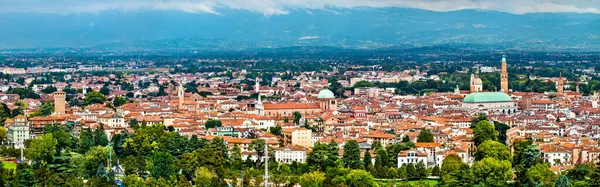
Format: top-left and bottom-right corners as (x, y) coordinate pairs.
(93, 124), (109, 146)
(363, 151), (372, 168)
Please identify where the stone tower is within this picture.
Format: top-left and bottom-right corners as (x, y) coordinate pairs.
(178, 82), (184, 110)
(53, 90), (66, 115)
(557, 73), (564, 94)
(500, 55), (509, 93)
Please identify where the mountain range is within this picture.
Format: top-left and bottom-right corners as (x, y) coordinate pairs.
(1, 7), (599, 51)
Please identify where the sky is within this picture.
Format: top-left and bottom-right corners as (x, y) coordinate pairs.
(2, 0), (600, 15)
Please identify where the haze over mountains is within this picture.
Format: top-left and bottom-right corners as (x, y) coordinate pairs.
(1, 8), (599, 51)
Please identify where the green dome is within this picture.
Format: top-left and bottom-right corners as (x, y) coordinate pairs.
(463, 92), (512, 103)
(317, 89), (335, 99)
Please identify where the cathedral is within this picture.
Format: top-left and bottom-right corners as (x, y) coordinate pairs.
(463, 55), (516, 114)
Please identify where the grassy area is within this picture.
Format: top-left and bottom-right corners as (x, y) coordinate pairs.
(379, 179), (439, 187)
(2, 161), (16, 169)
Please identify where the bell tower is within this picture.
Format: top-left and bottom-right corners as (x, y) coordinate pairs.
(500, 55), (509, 93)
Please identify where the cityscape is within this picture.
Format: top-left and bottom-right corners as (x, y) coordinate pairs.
(1, 0), (600, 187)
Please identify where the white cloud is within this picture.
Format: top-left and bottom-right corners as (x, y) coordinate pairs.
(1, 0), (600, 15)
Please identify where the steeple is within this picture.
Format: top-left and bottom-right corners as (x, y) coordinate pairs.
(557, 72), (564, 94)
(500, 54), (509, 93)
(178, 81), (184, 110)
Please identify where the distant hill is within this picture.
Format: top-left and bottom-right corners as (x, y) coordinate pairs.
(1, 8), (599, 51)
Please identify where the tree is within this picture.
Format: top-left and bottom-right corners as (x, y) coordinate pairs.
(406, 163), (416, 179)
(472, 157), (512, 186)
(441, 154), (466, 184)
(363, 151), (372, 168)
(204, 120), (222, 129)
(93, 125), (109, 146)
(526, 163), (557, 187)
(112, 96), (127, 107)
(269, 125), (282, 135)
(475, 140), (511, 161)
(0, 127), (6, 143)
(149, 151), (176, 179)
(554, 174), (570, 187)
(26, 133), (58, 167)
(15, 163), (36, 187)
(415, 161), (427, 179)
(473, 120), (498, 146)
(566, 164), (590, 181)
(299, 171), (325, 187)
(249, 139), (267, 167)
(44, 124), (73, 152)
(417, 128), (434, 142)
(126, 92), (135, 98)
(41, 86), (58, 94)
(293, 112), (302, 125)
(374, 148), (388, 168)
(99, 86), (111, 96)
(39, 101), (54, 116)
(471, 113), (488, 128)
(345, 170), (378, 187)
(194, 167), (214, 187)
(402, 135), (410, 143)
(431, 165), (441, 177)
(84, 91), (107, 105)
(78, 128), (94, 153)
(342, 140), (361, 169)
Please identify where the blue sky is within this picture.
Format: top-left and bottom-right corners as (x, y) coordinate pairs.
(2, 0), (600, 15)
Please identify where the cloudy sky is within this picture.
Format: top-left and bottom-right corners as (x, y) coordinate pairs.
(2, 0), (600, 15)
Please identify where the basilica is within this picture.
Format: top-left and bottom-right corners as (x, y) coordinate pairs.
(462, 55), (517, 113)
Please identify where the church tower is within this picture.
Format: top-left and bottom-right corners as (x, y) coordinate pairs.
(500, 55), (509, 93)
(557, 73), (564, 94)
(470, 68), (482, 93)
(255, 79), (264, 116)
(178, 82), (184, 110)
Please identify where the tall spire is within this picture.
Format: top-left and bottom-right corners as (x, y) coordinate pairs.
(500, 54), (509, 93)
(557, 72), (564, 94)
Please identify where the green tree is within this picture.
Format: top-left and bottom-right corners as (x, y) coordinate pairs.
(194, 167), (214, 187)
(112, 96), (127, 107)
(15, 163), (36, 187)
(475, 140), (511, 161)
(26, 133), (58, 167)
(293, 112), (302, 125)
(342, 140), (361, 169)
(363, 151), (372, 169)
(149, 151), (176, 179)
(78, 128), (94, 153)
(473, 120), (498, 146)
(415, 161), (427, 179)
(84, 91), (107, 105)
(269, 125), (282, 135)
(299, 171), (325, 187)
(39, 101), (54, 116)
(99, 86), (111, 96)
(345, 169), (379, 187)
(0, 127), (6, 143)
(566, 164), (590, 181)
(93, 125), (109, 146)
(204, 120), (222, 129)
(471, 113), (488, 128)
(44, 124), (74, 152)
(441, 154), (466, 184)
(554, 174), (571, 187)
(374, 148), (388, 168)
(406, 163), (416, 179)
(431, 165), (441, 177)
(526, 163), (557, 187)
(417, 128), (434, 142)
(472, 157), (512, 186)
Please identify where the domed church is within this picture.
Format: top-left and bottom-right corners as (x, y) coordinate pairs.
(317, 89), (337, 112)
(462, 56), (516, 114)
